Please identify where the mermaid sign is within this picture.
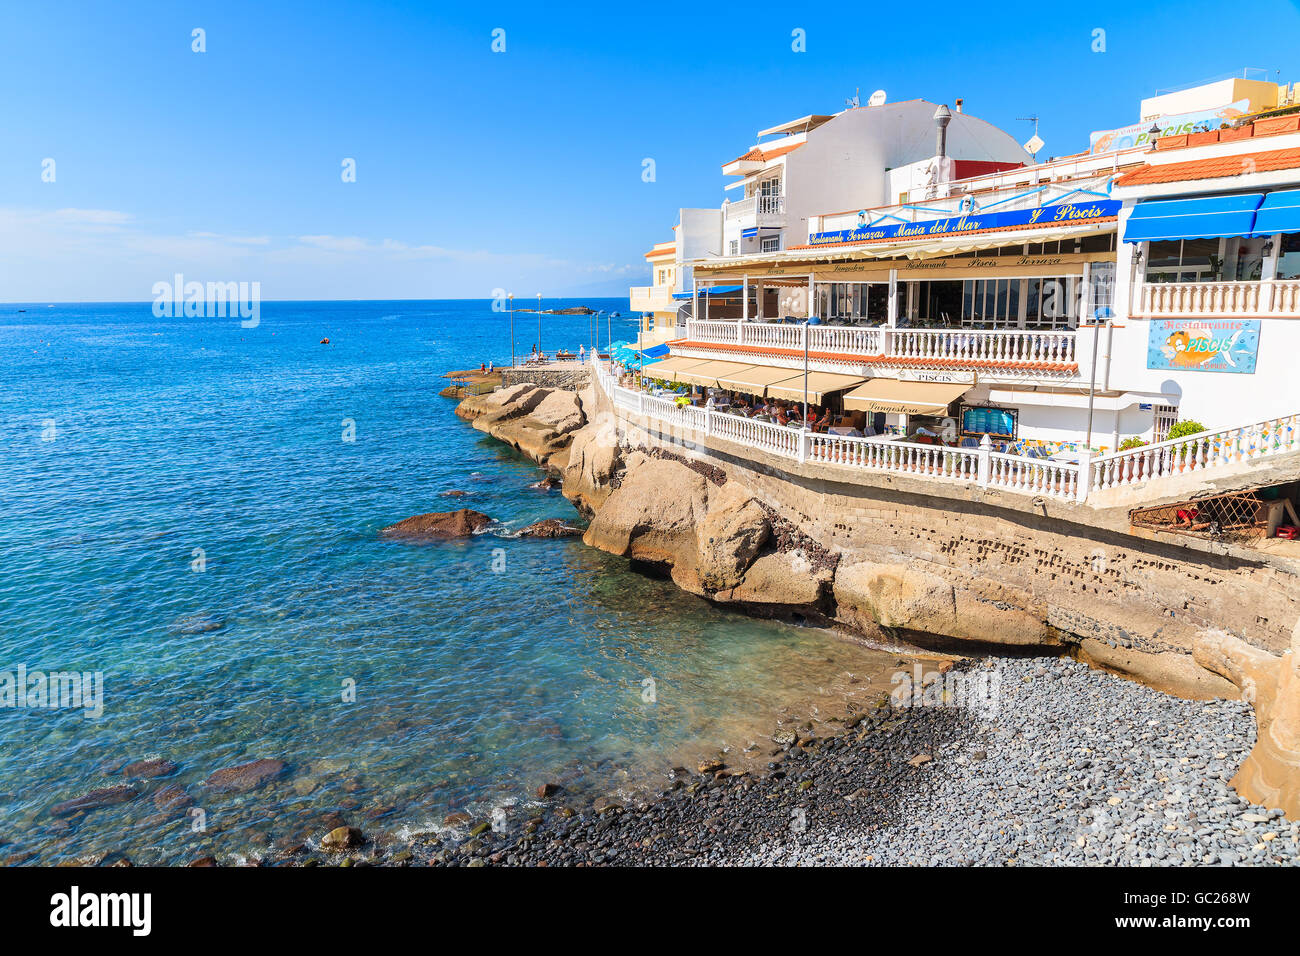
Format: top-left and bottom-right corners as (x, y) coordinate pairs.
(1146, 319), (1260, 374)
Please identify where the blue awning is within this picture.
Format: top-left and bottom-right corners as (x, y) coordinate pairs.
(741, 227), (758, 238)
(1123, 193), (1264, 243)
(640, 343), (670, 358)
(1252, 189), (1300, 237)
(671, 285), (744, 300)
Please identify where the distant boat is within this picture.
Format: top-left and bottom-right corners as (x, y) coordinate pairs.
(610, 311), (621, 318)
(320, 337), (331, 345)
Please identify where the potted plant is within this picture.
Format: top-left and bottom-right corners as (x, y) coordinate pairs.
(1119, 436), (1149, 479)
(1165, 419), (1208, 471)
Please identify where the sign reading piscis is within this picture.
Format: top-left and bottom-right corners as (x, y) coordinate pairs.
(806, 200), (1121, 247)
(1146, 319), (1260, 375)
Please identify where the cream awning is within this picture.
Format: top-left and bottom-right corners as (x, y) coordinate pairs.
(716, 364), (805, 395)
(843, 379), (972, 415)
(645, 356), (711, 382)
(764, 370), (866, 404)
(674, 359), (757, 388)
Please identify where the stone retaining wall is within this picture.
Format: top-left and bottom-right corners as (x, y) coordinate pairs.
(500, 367), (591, 391)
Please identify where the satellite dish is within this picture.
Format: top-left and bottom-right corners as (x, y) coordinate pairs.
(868, 89), (887, 107)
(1023, 134), (1045, 156)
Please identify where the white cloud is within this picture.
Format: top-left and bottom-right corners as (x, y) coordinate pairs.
(0, 207), (640, 301)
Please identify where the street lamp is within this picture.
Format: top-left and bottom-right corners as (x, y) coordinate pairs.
(508, 293), (515, 368)
(1084, 307), (1112, 450)
(537, 293), (542, 358)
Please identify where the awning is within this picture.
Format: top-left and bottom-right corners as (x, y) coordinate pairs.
(1252, 188), (1300, 237)
(644, 356), (712, 381)
(1123, 193), (1264, 243)
(673, 359), (757, 388)
(640, 343), (670, 358)
(843, 379), (972, 415)
(715, 364), (807, 395)
(671, 285), (744, 300)
(764, 370), (866, 404)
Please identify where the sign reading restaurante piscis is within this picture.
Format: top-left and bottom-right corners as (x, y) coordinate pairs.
(1146, 319), (1261, 375)
(806, 200), (1121, 247)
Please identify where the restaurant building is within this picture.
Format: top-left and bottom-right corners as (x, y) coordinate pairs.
(630, 95), (1030, 349)
(632, 77), (1300, 454)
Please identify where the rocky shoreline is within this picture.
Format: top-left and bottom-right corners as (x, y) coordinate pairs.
(451, 377), (1300, 823)
(268, 657), (1298, 867)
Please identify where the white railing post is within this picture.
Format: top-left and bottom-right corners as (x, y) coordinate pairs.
(737, 318), (746, 346)
(1075, 448), (1092, 502)
(798, 428), (809, 464)
(978, 434), (991, 488)
(705, 406), (713, 437)
(638, 391), (645, 415)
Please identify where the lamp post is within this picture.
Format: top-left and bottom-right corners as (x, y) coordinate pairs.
(802, 318), (810, 427)
(1084, 308), (1110, 450)
(606, 310), (611, 355)
(508, 293), (515, 368)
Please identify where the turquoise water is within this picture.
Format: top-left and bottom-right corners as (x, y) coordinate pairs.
(0, 300), (894, 864)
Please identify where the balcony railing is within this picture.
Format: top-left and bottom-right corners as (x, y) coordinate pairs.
(681, 320), (1076, 367)
(1136, 279), (1300, 318)
(593, 354), (1300, 505)
(630, 285), (675, 312)
(724, 195), (785, 222)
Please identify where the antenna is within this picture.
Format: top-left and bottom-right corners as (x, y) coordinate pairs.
(845, 87), (860, 108)
(1017, 115), (1044, 159)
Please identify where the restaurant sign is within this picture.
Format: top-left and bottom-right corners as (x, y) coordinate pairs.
(807, 200), (1120, 247)
(1146, 319), (1259, 374)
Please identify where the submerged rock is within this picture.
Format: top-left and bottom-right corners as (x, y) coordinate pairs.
(380, 509), (492, 539)
(516, 519), (582, 538)
(205, 758), (288, 794)
(123, 758), (178, 779)
(50, 786), (138, 818)
(153, 785), (194, 812)
(321, 825), (365, 851)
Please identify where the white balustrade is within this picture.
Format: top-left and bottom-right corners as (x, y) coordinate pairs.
(685, 321), (1074, 366)
(1137, 280), (1300, 318)
(591, 356), (1300, 504)
(1091, 414), (1300, 491)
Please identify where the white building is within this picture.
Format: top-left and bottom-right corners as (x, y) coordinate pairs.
(631, 94), (1030, 347)
(638, 77), (1300, 455)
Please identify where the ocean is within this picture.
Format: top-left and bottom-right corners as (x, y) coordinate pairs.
(0, 299), (898, 864)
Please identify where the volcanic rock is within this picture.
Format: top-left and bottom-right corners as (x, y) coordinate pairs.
(380, 509), (492, 539)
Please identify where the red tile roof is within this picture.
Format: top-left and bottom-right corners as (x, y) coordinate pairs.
(1115, 147), (1300, 187)
(724, 141), (804, 170)
(644, 245), (676, 260)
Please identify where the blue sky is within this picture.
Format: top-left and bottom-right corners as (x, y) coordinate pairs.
(2, 0), (1298, 301)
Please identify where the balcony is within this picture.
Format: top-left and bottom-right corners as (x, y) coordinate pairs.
(629, 284), (676, 314)
(1135, 279), (1300, 318)
(725, 194), (786, 229)
(673, 320), (1079, 378)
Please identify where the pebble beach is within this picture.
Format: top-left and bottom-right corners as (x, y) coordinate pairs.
(394, 656), (1300, 868)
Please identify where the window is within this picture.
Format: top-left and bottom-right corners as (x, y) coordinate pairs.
(758, 176), (783, 215)
(1278, 233), (1300, 280)
(1154, 405), (1178, 443)
(728, 240), (739, 256)
(1086, 262), (1115, 320)
(1079, 233), (1116, 253)
(1145, 238), (1221, 282)
(760, 236), (780, 253)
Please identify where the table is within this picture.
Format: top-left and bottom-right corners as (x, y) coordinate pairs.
(828, 426), (863, 437)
